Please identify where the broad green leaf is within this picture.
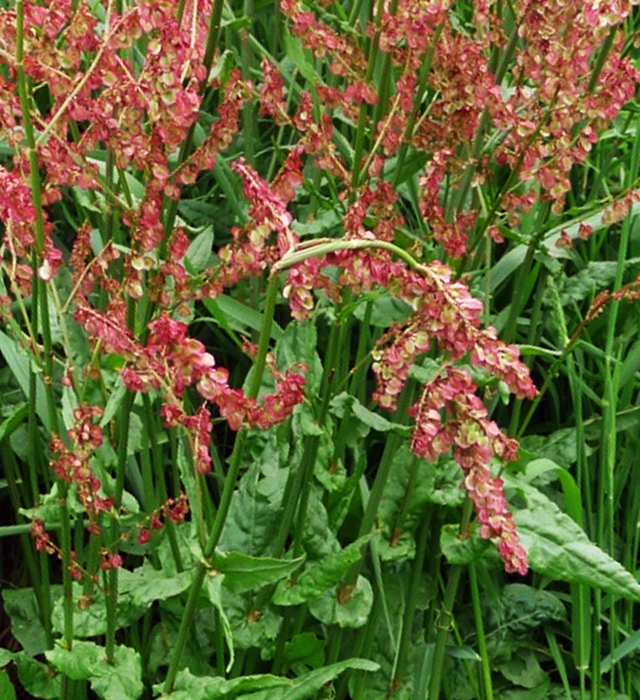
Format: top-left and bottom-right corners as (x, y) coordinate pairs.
(176, 441), (204, 546)
(52, 582), (142, 638)
(211, 550), (304, 594)
(500, 584), (566, 633)
(157, 669), (288, 700)
(308, 575), (373, 628)
(291, 209), (340, 236)
(52, 564), (194, 638)
(0, 669), (16, 700)
(250, 658), (379, 700)
(521, 458), (582, 525)
(119, 562), (195, 607)
(508, 477), (640, 600)
(178, 199), (220, 226)
(62, 383), (78, 432)
(14, 652), (61, 700)
(498, 649), (547, 689)
(219, 460), (284, 556)
(298, 485), (341, 560)
(274, 320), (323, 395)
(159, 660), (379, 700)
(46, 641), (143, 700)
(621, 340), (640, 388)
(377, 445), (461, 561)
(88, 156), (145, 199)
(329, 392), (409, 435)
(99, 382), (128, 427)
(21, 483), (85, 522)
(273, 535), (371, 605)
(283, 633), (325, 670)
(555, 260), (621, 305)
(519, 427), (579, 469)
(207, 49), (235, 86)
(282, 30), (317, 85)
(295, 405), (324, 436)
(0, 650), (12, 666)
(495, 680), (551, 700)
(352, 293), (412, 327)
(222, 590), (282, 650)
(2, 588), (50, 655)
(157, 671), (228, 700)
(185, 227), (215, 272)
(440, 523), (490, 565)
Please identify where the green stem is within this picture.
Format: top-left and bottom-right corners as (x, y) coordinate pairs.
(274, 236), (426, 275)
(105, 389), (135, 664)
(350, 0), (388, 191)
(163, 275), (279, 693)
(162, 0), (226, 244)
(0, 439), (53, 647)
(469, 564), (493, 700)
(392, 24), (443, 190)
(392, 514), (431, 689)
(357, 384), (414, 542)
(16, 5), (73, 686)
(427, 500), (472, 700)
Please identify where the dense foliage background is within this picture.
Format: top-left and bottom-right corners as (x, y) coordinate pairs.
(1, 1), (640, 699)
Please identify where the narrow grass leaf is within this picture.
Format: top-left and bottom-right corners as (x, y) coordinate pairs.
(0, 330), (50, 432)
(0, 402), (28, 442)
(601, 627), (640, 672)
(203, 575), (235, 673)
(204, 295), (283, 341)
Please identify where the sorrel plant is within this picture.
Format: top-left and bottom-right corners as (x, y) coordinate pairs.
(0, 0), (639, 699)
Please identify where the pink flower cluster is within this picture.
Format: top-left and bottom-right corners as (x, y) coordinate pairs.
(409, 367), (528, 575)
(0, 0), (254, 317)
(49, 404), (113, 521)
(198, 364), (307, 432)
(211, 138), (535, 573)
(277, 0), (639, 257)
(136, 493), (189, 545)
(278, 238), (534, 572)
(75, 306), (307, 472)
